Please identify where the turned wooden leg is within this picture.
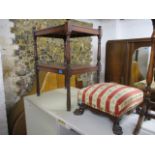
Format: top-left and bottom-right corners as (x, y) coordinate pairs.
(133, 104), (147, 135)
(133, 115), (145, 135)
(33, 28), (40, 97)
(113, 118), (123, 135)
(36, 68), (40, 96)
(145, 105), (151, 120)
(66, 75), (71, 111)
(64, 76), (67, 88)
(74, 103), (86, 115)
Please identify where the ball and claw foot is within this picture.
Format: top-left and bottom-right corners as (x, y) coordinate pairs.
(113, 120), (123, 135)
(133, 128), (139, 135)
(74, 103), (86, 115)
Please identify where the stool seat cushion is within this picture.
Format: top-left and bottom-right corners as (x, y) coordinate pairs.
(78, 82), (143, 117)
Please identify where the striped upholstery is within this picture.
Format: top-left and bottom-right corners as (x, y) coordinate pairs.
(78, 83), (143, 117)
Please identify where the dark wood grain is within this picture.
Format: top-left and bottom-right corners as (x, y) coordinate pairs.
(37, 64), (98, 75)
(105, 34), (155, 134)
(33, 20), (102, 111)
(133, 20), (155, 134)
(33, 27), (40, 96)
(105, 37), (152, 85)
(35, 21), (99, 38)
(63, 37), (67, 88)
(97, 26), (102, 83)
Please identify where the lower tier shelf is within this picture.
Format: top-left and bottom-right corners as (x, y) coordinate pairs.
(37, 64), (98, 75)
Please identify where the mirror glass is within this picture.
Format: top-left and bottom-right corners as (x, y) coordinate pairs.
(131, 47), (151, 85)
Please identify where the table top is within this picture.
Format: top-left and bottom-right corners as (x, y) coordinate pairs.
(35, 22), (100, 38)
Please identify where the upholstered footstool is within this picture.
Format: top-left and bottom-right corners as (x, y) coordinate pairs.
(74, 82), (143, 135)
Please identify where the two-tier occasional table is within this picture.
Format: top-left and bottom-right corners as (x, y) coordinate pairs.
(32, 20), (102, 111)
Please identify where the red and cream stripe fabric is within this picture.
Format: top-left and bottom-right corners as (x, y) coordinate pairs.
(77, 82), (143, 117)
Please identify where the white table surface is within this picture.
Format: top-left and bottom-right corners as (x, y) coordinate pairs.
(24, 88), (155, 135)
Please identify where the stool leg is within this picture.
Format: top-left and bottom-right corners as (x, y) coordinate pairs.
(74, 103), (86, 115)
(113, 117), (123, 135)
(133, 103), (147, 135)
(133, 115), (145, 135)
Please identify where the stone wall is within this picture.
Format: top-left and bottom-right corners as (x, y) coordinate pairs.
(2, 19), (93, 110)
(0, 19), (20, 110)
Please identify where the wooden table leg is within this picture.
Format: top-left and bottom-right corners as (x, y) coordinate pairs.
(36, 68), (40, 96)
(66, 74), (71, 111)
(133, 104), (146, 135)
